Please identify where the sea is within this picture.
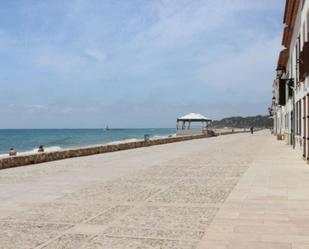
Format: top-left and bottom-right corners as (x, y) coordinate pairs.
(0, 128), (176, 157)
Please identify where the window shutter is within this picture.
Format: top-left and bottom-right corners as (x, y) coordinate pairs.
(300, 50), (305, 82)
(279, 79), (286, 106)
(304, 41), (309, 77)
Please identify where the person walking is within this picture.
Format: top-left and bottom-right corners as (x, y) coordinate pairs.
(250, 126), (254, 134)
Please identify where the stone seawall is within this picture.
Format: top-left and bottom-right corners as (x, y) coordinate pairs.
(0, 130), (248, 170)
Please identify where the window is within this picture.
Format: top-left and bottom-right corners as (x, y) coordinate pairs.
(307, 9), (309, 40)
(296, 101), (299, 135)
(296, 36), (300, 84)
(303, 23), (306, 45)
(299, 101), (301, 135)
(303, 96), (307, 158)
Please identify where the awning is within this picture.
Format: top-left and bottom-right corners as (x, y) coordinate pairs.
(177, 113), (211, 122)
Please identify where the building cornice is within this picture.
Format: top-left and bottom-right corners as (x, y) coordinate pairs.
(277, 49), (289, 70)
(282, 0), (300, 48)
(282, 26), (292, 48)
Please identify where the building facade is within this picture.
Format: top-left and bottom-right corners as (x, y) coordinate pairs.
(272, 0), (309, 160)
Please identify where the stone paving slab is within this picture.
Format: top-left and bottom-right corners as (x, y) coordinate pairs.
(197, 134), (309, 249)
(112, 206), (218, 231)
(41, 234), (91, 249)
(4, 201), (112, 224)
(81, 236), (199, 249)
(88, 205), (133, 225)
(0, 131), (292, 249)
(0, 221), (72, 249)
(148, 178), (238, 204)
(104, 226), (205, 241)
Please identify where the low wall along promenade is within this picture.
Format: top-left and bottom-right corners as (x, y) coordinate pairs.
(0, 130), (249, 170)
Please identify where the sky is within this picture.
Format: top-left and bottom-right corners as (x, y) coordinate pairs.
(0, 0), (285, 128)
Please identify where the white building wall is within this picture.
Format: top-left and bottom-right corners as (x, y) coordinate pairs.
(284, 1), (309, 157)
(273, 1), (309, 160)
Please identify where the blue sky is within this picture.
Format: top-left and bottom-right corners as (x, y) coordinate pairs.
(0, 0), (285, 128)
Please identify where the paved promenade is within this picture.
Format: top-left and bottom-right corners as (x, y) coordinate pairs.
(0, 131), (307, 249)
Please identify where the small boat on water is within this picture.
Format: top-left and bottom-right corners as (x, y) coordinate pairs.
(104, 125), (125, 131)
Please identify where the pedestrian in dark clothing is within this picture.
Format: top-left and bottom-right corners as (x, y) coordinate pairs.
(250, 127), (254, 134)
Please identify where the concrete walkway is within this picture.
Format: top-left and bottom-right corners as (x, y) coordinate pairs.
(198, 133), (309, 249)
(0, 131), (307, 249)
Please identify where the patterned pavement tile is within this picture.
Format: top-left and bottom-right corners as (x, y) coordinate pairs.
(81, 236), (198, 249)
(104, 226), (205, 241)
(42, 234), (91, 249)
(123, 176), (177, 186)
(5, 202), (111, 224)
(60, 179), (162, 203)
(0, 221), (71, 249)
(149, 178), (238, 204)
(113, 206), (218, 231)
(88, 205), (133, 225)
(140, 163), (248, 178)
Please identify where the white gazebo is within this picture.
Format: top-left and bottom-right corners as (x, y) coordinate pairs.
(176, 113), (212, 136)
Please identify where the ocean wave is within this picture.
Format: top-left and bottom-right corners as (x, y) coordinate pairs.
(0, 146), (62, 158)
(151, 133), (176, 139)
(106, 133), (176, 144)
(151, 135), (167, 139)
(106, 138), (141, 145)
(106, 134), (177, 144)
(40, 146), (62, 152)
(0, 133), (177, 158)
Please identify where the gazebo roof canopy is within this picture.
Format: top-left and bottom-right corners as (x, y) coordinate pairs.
(177, 113), (211, 122)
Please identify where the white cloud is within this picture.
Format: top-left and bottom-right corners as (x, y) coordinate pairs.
(138, 0), (281, 47)
(33, 48), (88, 76)
(0, 0), (285, 127)
(196, 36), (282, 90)
(29, 104), (45, 109)
(83, 49), (106, 63)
